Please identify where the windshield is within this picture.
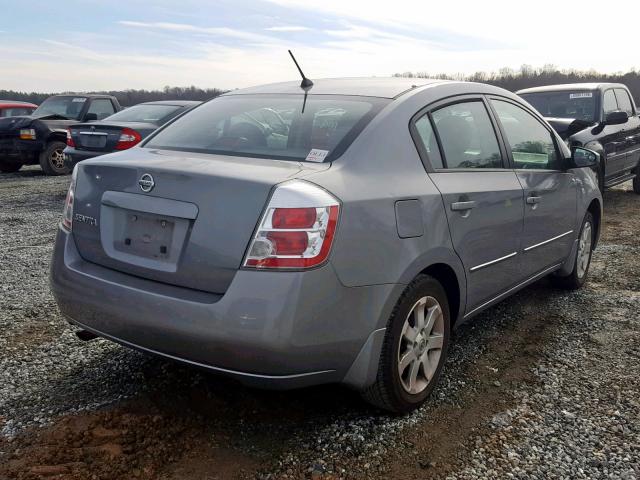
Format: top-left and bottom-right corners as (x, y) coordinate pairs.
(104, 104), (183, 124)
(519, 91), (596, 122)
(32, 96), (87, 120)
(145, 94), (388, 162)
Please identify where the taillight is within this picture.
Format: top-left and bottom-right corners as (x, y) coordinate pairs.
(66, 128), (75, 147)
(61, 167), (77, 231)
(115, 128), (142, 150)
(243, 180), (340, 269)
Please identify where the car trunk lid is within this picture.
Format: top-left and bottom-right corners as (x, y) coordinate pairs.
(71, 148), (328, 294)
(69, 122), (155, 152)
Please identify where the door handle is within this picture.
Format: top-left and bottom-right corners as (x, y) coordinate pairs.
(526, 196), (541, 205)
(451, 201), (476, 211)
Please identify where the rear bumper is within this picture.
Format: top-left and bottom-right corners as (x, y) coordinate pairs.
(63, 147), (101, 169)
(50, 227), (401, 389)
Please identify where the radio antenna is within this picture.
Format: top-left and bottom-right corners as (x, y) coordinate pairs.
(288, 50), (314, 89)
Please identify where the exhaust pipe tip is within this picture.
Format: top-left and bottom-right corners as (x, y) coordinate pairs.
(75, 329), (98, 341)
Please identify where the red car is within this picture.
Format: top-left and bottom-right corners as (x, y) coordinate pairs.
(0, 100), (37, 118)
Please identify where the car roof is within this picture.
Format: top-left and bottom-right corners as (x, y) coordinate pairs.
(224, 77), (447, 99)
(136, 100), (202, 106)
(517, 83), (627, 94)
(0, 100), (38, 108)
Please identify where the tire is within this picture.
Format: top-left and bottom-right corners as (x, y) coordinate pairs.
(552, 212), (595, 290)
(633, 166), (640, 194)
(0, 161), (22, 173)
(362, 275), (451, 413)
(39, 141), (70, 175)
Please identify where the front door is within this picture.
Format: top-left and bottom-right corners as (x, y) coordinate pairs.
(489, 98), (577, 277)
(413, 98), (525, 313)
(613, 88), (640, 172)
(601, 88), (628, 179)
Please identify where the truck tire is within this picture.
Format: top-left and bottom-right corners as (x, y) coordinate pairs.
(361, 275), (450, 413)
(39, 141), (70, 175)
(0, 161), (22, 173)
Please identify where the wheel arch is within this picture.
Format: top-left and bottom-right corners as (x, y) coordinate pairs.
(47, 131), (67, 144)
(587, 197), (602, 248)
(419, 262), (462, 328)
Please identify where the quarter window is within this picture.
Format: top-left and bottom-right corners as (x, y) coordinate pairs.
(491, 100), (559, 170)
(413, 115), (443, 169)
(602, 90), (618, 114)
(431, 101), (502, 169)
(614, 89), (633, 115)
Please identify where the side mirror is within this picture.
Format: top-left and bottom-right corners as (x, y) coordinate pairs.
(84, 113), (98, 122)
(604, 110), (628, 126)
(569, 147), (599, 169)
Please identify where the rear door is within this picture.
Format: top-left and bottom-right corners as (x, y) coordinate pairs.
(489, 97), (577, 278)
(601, 88), (628, 178)
(614, 88), (640, 171)
(412, 96), (525, 313)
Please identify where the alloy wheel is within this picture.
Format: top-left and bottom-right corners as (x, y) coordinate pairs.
(397, 296), (444, 395)
(576, 221), (593, 279)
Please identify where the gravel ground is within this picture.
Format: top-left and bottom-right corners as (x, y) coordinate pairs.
(0, 166), (638, 479)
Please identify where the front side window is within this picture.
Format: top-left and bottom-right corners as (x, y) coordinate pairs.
(614, 89), (633, 115)
(491, 100), (559, 170)
(431, 101), (503, 169)
(145, 94), (387, 162)
(519, 90), (596, 122)
(32, 96), (87, 120)
(602, 90), (618, 115)
(87, 99), (116, 120)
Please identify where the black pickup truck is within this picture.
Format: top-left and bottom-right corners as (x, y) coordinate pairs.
(517, 83), (640, 193)
(0, 94), (121, 175)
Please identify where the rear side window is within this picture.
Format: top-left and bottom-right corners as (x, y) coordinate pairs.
(491, 100), (559, 170)
(431, 101), (502, 169)
(413, 115), (443, 169)
(614, 89), (634, 115)
(603, 90), (618, 114)
(145, 94), (388, 162)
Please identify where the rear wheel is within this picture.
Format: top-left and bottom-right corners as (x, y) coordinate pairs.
(552, 212), (594, 290)
(362, 275), (450, 413)
(39, 141), (70, 175)
(0, 161), (22, 173)
(633, 165), (640, 194)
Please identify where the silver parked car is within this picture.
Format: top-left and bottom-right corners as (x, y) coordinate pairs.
(51, 78), (602, 413)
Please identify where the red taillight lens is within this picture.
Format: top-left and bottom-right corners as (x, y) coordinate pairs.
(272, 207), (316, 229)
(266, 231), (309, 255)
(61, 167), (77, 231)
(115, 128), (142, 150)
(66, 129), (75, 147)
(244, 181), (340, 269)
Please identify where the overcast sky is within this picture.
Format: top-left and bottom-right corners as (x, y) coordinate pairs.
(2, 0), (639, 92)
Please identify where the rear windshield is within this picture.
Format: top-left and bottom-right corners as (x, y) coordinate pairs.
(519, 91), (596, 122)
(144, 94), (388, 162)
(105, 104), (183, 124)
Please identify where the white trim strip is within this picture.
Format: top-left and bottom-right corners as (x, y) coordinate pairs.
(524, 230), (574, 252)
(470, 252), (517, 272)
(464, 263), (562, 318)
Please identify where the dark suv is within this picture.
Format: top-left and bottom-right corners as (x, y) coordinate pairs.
(518, 83), (640, 193)
(0, 94), (121, 175)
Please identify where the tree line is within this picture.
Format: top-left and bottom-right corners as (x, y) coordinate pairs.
(395, 65), (640, 104)
(4, 65), (640, 106)
(0, 86), (227, 107)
